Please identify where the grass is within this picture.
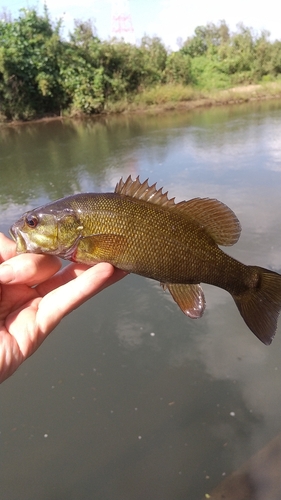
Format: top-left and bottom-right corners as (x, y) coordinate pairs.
(104, 81), (281, 115)
(133, 84), (200, 105)
(104, 84), (201, 114)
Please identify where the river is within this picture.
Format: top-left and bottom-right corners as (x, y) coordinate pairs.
(0, 100), (281, 500)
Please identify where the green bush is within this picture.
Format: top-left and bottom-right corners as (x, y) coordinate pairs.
(0, 11), (281, 120)
(0, 7), (63, 119)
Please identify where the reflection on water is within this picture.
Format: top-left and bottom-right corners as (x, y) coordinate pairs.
(1, 100), (281, 500)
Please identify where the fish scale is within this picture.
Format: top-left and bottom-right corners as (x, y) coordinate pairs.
(10, 175), (281, 345)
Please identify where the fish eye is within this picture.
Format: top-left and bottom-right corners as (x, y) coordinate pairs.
(25, 214), (39, 228)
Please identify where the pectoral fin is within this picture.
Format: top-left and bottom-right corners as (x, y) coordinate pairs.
(73, 234), (127, 265)
(162, 283), (206, 319)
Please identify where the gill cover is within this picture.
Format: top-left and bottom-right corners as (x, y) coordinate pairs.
(10, 204), (83, 256)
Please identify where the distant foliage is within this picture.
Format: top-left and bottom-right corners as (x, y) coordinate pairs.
(1, 11), (281, 120)
(0, 7), (64, 119)
(182, 22), (281, 87)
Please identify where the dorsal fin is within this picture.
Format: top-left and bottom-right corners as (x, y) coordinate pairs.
(115, 175), (176, 208)
(172, 198), (241, 246)
(115, 176), (241, 246)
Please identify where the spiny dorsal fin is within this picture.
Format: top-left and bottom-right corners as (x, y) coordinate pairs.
(115, 176), (241, 246)
(172, 198), (241, 246)
(115, 175), (176, 208)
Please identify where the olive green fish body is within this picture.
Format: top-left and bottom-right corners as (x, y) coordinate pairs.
(65, 193), (243, 291)
(10, 176), (281, 345)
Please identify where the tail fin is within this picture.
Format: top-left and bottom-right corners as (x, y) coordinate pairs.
(233, 267), (281, 345)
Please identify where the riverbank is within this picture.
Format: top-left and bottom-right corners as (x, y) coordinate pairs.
(2, 81), (281, 126)
(104, 81), (281, 115)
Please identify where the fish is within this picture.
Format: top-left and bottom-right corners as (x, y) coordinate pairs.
(10, 175), (281, 345)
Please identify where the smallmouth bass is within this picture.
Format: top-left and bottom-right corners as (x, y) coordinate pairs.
(10, 176), (281, 345)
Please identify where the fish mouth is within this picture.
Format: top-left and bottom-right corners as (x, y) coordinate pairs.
(9, 225), (41, 254)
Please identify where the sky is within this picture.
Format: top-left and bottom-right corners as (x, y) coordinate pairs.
(2, 0), (281, 49)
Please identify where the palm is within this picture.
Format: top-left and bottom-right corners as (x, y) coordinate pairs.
(0, 282), (41, 378)
(0, 233), (127, 383)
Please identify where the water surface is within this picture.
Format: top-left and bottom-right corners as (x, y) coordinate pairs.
(1, 100), (281, 499)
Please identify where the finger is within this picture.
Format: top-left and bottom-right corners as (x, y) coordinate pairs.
(0, 233), (16, 262)
(36, 262), (93, 296)
(36, 261), (128, 296)
(0, 253), (62, 286)
(36, 263), (127, 333)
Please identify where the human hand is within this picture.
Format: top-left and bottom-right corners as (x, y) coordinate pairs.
(0, 233), (127, 383)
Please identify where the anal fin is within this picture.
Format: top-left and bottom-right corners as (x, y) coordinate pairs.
(161, 283), (206, 319)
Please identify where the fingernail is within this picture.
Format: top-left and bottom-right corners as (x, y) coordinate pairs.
(0, 264), (14, 284)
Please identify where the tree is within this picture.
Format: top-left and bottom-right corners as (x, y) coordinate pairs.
(182, 21), (230, 57)
(0, 7), (64, 119)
